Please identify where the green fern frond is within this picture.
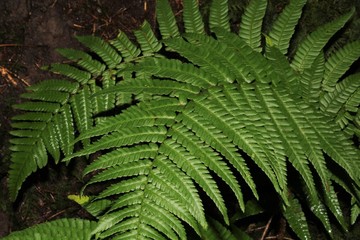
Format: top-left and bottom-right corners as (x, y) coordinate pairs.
(8, 1), (360, 239)
(151, 157), (206, 231)
(199, 218), (238, 240)
(74, 98), (179, 141)
(346, 87), (360, 113)
(209, 0), (230, 32)
(87, 160), (152, 187)
(8, 0), (171, 217)
(54, 104), (75, 157)
(211, 83), (289, 195)
(292, 107), (360, 229)
(42, 124), (61, 162)
(239, 0), (267, 52)
(184, 33), (261, 84)
(71, 86), (92, 147)
(322, 40), (360, 91)
(104, 193), (140, 216)
(169, 123), (246, 211)
(49, 63), (91, 84)
(74, 121), (208, 232)
(282, 197), (311, 240)
(20, 90), (69, 104)
(13, 101), (60, 112)
(79, 146), (206, 237)
(83, 143), (158, 176)
(111, 78), (201, 99)
(265, 46), (300, 89)
(274, 88), (333, 183)
(144, 202), (187, 239)
(12, 112), (52, 121)
(308, 113), (360, 183)
(90, 172), (198, 239)
(91, 204), (141, 235)
(192, 87), (287, 201)
(178, 107), (258, 201)
(320, 73), (360, 115)
(351, 197), (360, 225)
(215, 28), (272, 83)
(88, 76), (119, 119)
(267, 0), (307, 55)
(160, 138), (229, 224)
(110, 31), (141, 60)
(26, 79), (79, 92)
(164, 35), (235, 83)
(10, 81), (77, 200)
(8, 148), (43, 200)
(183, 0), (205, 34)
(97, 70), (117, 111)
(66, 126), (167, 160)
(300, 52), (325, 106)
(130, 58), (217, 88)
(156, 0), (180, 39)
(324, 182), (348, 230)
(10, 122), (46, 130)
(291, 8), (355, 72)
(303, 182), (333, 235)
(56, 48), (106, 75)
(76, 35), (122, 69)
(2, 218), (97, 240)
(134, 21), (162, 55)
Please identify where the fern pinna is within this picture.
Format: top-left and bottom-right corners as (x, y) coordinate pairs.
(7, 0), (360, 239)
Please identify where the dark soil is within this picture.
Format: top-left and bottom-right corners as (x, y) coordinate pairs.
(0, 0), (359, 239)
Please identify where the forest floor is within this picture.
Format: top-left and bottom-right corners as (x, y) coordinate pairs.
(0, 0), (360, 239)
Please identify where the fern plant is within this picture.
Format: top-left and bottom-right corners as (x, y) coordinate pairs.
(5, 0), (360, 239)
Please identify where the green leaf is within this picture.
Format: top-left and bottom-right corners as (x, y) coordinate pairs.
(2, 219), (97, 240)
(239, 0), (267, 52)
(64, 126), (167, 161)
(300, 52), (324, 106)
(20, 91), (69, 104)
(322, 40), (360, 91)
(320, 73), (360, 116)
(56, 48), (105, 75)
(76, 35), (122, 69)
(110, 31), (141, 60)
(26, 79), (79, 93)
(291, 8), (355, 72)
(134, 21), (162, 55)
(351, 197), (360, 225)
(54, 104), (74, 157)
(156, 0), (180, 38)
(268, 0), (307, 55)
(209, 0), (230, 32)
(183, 0), (205, 34)
(283, 197), (311, 240)
(13, 102), (60, 112)
(160, 138), (229, 224)
(49, 63), (92, 84)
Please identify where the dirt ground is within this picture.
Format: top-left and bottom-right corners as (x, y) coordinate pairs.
(0, 0), (359, 238)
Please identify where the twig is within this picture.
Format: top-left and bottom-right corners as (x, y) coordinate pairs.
(0, 44), (21, 47)
(47, 209), (66, 220)
(260, 216), (273, 240)
(0, 66), (30, 86)
(266, 237), (295, 240)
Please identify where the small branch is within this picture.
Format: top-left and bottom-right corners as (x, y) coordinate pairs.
(47, 209), (66, 220)
(0, 44), (21, 47)
(260, 216), (273, 240)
